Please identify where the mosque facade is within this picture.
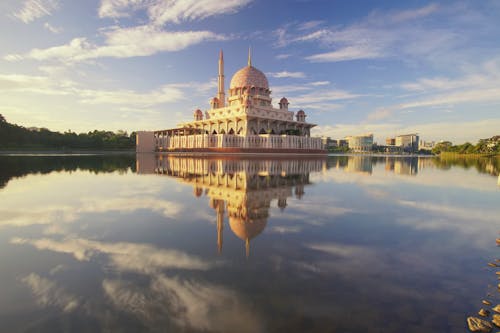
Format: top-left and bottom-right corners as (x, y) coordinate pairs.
(136, 50), (325, 154)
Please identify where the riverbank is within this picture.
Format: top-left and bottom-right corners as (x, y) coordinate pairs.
(439, 152), (500, 158)
(0, 149), (135, 155)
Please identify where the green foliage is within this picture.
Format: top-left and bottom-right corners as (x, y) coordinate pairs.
(0, 116), (136, 150)
(432, 138), (499, 155)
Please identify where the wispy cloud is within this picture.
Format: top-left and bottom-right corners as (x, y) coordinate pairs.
(267, 71), (305, 79)
(43, 22), (62, 33)
(13, 0), (59, 23)
(6, 25), (225, 63)
(98, 0), (252, 25)
(276, 4), (468, 64)
(306, 45), (381, 63)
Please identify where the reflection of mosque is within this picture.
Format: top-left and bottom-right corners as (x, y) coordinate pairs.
(137, 155), (324, 256)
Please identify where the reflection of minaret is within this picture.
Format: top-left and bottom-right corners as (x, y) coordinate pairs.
(210, 199), (225, 254)
(217, 50), (225, 107)
(295, 185), (304, 199)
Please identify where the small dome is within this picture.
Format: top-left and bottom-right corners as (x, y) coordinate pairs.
(194, 109), (203, 115)
(279, 97), (288, 103)
(230, 66), (269, 90)
(297, 110), (305, 115)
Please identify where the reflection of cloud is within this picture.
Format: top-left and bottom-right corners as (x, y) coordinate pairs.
(307, 243), (371, 258)
(11, 238), (211, 273)
(79, 197), (182, 217)
(103, 275), (261, 333)
(0, 196), (182, 229)
(397, 200), (498, 223)
(270, 226), (302, 234)
(22, 273), (79, 312)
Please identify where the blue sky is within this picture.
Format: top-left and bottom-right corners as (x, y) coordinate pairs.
(1, 0), (499, 143)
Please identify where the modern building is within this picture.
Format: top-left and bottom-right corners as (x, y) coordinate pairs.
(136, 50), (324, 154)
(346, 134), (373, 152)
(395, 133), (419, 152)
(419, 140), (435, 151)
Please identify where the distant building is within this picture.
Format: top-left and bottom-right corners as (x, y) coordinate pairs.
(337, 139), (348, 148)
(321, 136), (337, 150)
(346, 134), (373, 152)
(395, 133), (419, 152)
(386, 138), (396, 146)
(419, 140), (435, 151)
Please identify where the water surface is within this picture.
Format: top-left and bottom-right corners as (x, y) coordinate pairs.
(0, 154), (499, 332)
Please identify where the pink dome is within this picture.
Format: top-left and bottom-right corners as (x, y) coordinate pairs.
(279, 97), (288, 103)
(194, 109), (203, 115)
(297, 110), (305, 115)
(230, 66), (269, 89)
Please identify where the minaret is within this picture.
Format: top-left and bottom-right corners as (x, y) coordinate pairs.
(217, 49), (225, 107)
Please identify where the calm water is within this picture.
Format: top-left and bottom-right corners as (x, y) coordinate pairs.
(0, 154), (499, 333)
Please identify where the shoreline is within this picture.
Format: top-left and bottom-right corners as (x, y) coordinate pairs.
(0, 149), (135, 156)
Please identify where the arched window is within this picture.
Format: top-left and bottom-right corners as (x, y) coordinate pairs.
(212, 130), (217, 135)
(228, 128), (235, 135)
(259, 128), (266, 134)
(220, 129), (226, 134)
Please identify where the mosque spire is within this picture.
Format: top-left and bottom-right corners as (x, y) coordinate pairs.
(247, 46), (252, 67)
(217, 49), (225, 107)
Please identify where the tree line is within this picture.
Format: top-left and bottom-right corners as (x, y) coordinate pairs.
(431, 136), (500, 155)
(0, 114), (135, 150)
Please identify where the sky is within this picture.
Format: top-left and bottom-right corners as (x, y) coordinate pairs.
(1, 0), (500, 144)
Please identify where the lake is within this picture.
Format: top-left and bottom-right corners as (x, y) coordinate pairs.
(0, 154), (499, 333)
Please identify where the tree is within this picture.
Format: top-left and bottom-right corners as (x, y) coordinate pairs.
(0, 114), (5, 123)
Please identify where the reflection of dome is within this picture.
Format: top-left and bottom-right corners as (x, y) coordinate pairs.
(230, 66), (269, 90)
(229, 216), (267, 241)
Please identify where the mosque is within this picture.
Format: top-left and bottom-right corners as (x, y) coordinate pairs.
(136, 50), (325, 154)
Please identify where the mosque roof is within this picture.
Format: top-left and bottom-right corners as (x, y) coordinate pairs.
(230, 65), (269, 90)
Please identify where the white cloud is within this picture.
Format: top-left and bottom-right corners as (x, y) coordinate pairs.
(275, 53), (291, 60)
(6, 25), (225, 63)
(43, 22), (62, 33)
(297, 20), (325, 31)
(267, 71), (305, 79)
(389, 3), (439, 22)
(13, 0), (59, 23)
(306, 45), (381, 63)
(98, 0), (252, 25)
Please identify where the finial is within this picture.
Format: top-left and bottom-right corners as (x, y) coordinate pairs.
(247, 46), (252, 67)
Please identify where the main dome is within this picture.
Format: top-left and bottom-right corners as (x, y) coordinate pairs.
(230, 65), (269, 89)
